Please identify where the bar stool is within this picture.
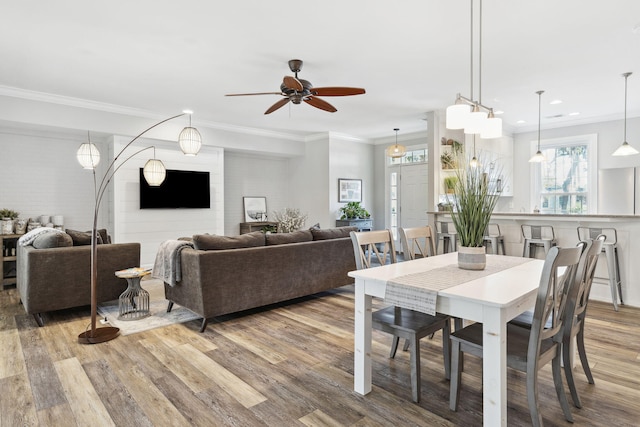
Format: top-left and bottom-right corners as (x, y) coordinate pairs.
(521, 225), (557, 258)
(577, 227), (624, 311)
(435, 221), (457, 254)
(483, 223), (506, 255)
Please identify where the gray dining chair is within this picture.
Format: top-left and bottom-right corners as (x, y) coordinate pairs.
(449, 244), (585, 426)
(350, 229), (451, 403)
(563, 235), (605, 408)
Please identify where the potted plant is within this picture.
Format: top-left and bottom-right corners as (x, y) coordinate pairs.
(440, 151), (455, 169)
(339, 201), (370, 219)
(0, 209), (19, 235)
(446, 155), (502, 270)
(443, 176), (458, 194)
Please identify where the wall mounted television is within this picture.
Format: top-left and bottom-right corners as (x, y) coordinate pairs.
(139, 168), (210, 209)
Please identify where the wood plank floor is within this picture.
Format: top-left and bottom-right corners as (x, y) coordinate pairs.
(1, 284), (639, 426)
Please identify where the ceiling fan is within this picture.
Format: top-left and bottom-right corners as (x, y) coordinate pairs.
(225, 59), (366, 114)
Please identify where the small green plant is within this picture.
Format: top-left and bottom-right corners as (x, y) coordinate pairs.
(0, 209), (19, 219)
(443, 176), (458, 193)
(261, 224), (277, 233)
(339, 201), (370, 219)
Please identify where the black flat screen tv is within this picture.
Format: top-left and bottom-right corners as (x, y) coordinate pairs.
(139, 168), (210, 209)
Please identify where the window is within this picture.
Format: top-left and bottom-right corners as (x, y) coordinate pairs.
(388, 148), (427, 165)
(389, 172), (398, 240)
(531, 134), (597, 214)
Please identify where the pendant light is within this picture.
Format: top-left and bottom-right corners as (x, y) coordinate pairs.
(529, 90), (546, 163)
(469, 135), (479, 168)
(178, 112), (202, 156)
(76, 131), (101, 169)
(612, 72), (639, 156)
(447, 0), (501, 138)
(386, 128), (406, 158)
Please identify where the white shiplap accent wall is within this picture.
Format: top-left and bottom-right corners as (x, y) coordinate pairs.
(0, 126), (108, 231)
(111, 136), (224, 266)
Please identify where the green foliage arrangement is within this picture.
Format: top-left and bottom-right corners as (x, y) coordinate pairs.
(443, 176), (458, 193)
(446, 155), (502, 247)
(339, 202), (370, 219)
(0, 209), (19, 219)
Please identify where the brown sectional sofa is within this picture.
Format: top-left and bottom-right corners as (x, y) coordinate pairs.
(17, 229), (140, 326)
(164, 227), (357, 332)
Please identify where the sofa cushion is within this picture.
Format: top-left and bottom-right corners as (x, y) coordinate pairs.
(32, 231), (73, 249)
(66, 229), (110, 246)
(193, 231), (266, 250)
(311, 226), (358, 240)
(265, 230), (313, 246)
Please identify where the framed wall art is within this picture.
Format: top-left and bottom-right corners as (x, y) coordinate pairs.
(243, 196), (267, 222)
(338, 178), (362, 203)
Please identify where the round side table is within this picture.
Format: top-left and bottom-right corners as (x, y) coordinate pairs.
(115, 268), (151, 320)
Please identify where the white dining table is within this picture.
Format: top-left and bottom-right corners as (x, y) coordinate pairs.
(348, 252), (545, 427)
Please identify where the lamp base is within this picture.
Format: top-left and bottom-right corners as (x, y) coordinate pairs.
(78, 326), (120, 344)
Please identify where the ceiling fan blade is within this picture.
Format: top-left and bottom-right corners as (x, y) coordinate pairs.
(264, 98), (291, 114)
(311, 87), (366, 96)
(304, 96), (337, 113)
(283, 76), (304, 91)
(225, 92), (283, 96)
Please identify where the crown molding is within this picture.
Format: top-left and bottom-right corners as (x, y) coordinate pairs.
(0, 85), (309, 142)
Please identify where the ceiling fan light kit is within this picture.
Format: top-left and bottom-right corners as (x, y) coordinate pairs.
(226, 59), (365, 115)
(612, 72), (639, 156)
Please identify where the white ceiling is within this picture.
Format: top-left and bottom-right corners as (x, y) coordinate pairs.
(3, 0), (640, 141)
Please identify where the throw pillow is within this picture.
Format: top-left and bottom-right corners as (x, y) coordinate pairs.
(311, 226), (358, 240)
(65, 228), (111, 245)
(193, 231), (266, 250)
(32, 231), (73, 249)
(265, 230), (313, 245)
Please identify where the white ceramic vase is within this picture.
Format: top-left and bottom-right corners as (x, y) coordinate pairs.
(0, 218), (14, 235)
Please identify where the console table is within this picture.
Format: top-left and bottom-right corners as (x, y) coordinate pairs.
(240, 221), (278, 234)
(336, 218), (372, 232)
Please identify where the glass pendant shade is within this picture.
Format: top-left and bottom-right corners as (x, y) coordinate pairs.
(76, 143), (101, 169)
(529, 150), (545, 163)
(143, 159), (166, 186)
(446, 104), (470, 129)
(464, 109), (488, 134)
(481, 115), (502, 139)
(469, 156), (479, 168)
(612, 141), (639, 156)
(612, 73), (638, 156)
(178, 126), (202, 156)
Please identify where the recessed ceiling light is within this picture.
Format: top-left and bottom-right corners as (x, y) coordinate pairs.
(516, 120), (526, 124)
(182, 109), (194, 114)
(550, 99), (562, 105)
(569, 112), (580, 116)
(493, 110), (504, 115)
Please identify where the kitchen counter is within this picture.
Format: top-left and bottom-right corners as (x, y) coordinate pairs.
(428, 211), (640, 307)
